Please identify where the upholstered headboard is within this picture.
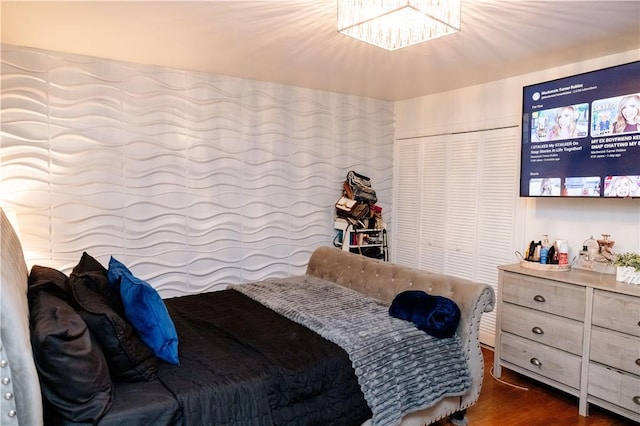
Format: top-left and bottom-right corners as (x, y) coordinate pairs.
(0, 209), (43, 426)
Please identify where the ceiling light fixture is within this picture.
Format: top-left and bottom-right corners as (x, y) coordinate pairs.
(337, 0), (461, 51)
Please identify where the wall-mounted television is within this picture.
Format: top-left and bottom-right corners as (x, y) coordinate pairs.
(520, 61), (640, 198)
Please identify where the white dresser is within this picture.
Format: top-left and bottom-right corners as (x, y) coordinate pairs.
(493, 264), (640, 422)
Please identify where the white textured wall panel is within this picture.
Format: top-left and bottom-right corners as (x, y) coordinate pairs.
(0, 44), (394, 296)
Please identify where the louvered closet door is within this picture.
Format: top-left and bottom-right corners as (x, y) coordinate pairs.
(441, 133), (480, 278)
(418, 136), (447, 272)
(475, 129), (519, 345)
(393, 141), (421, 267)
(394, 127), (519, 347)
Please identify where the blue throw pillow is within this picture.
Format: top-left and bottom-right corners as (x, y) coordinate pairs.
(107, 257), (179, 365)
(389, 290), (461, 339)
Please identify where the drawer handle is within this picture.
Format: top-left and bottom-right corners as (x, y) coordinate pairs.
(633, 396), (640, 406)
(530, 358), (542, 367)
(533, 295), (546, 303)
(636, 359), (640, 367)
(532, 327), (544, 335)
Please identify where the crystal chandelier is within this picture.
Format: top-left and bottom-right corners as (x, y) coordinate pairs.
(337, 0), (461, 51)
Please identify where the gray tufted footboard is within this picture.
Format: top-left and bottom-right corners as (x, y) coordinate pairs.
(306, 246), (495, 426)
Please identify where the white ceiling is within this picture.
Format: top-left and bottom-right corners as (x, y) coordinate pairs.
(1, 1), (639, 101)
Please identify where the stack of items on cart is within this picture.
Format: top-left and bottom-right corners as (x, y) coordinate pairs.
(333, 171), (387, 261)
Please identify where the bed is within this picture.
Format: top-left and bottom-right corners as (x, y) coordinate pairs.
(0, 208), (495, 426)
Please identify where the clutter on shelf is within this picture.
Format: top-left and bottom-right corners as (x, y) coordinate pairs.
(518, 234), (571, 271)
(333, 171), (387, 261)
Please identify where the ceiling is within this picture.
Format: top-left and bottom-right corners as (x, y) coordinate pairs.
(1, 1), (639, 101)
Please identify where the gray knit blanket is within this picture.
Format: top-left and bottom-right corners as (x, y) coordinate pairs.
(233, 275), (471, 426)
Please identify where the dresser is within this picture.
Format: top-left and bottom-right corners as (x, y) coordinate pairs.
(493, 264), (640, 422)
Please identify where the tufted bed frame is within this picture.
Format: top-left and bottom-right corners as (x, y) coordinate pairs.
(0, 208), (494, 426)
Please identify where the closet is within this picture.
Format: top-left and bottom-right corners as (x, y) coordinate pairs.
(393, 127), (520, 346)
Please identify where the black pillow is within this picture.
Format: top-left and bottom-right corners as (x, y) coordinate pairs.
(68, 252), (158, 382)
(28, 265), (113, 423)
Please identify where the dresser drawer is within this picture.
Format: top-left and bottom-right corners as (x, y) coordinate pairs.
(500, 333), (582, 389)
(590, 327), (640, 376)
(501, 302), (583, 355)
(502, 272), (585, 320)
(588, 362), (640, 415)
(592, 290), (640, 337)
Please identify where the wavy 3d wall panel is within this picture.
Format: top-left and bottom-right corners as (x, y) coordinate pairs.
(0, 44), (394, 297)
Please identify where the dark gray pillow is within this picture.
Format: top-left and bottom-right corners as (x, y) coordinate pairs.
(68, 252), (158, 382)
(28, 265), (113, 423)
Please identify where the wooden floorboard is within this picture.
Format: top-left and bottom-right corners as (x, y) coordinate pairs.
(431, 347), (638, 426)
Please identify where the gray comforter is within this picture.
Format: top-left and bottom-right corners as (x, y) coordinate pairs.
(233, 275), (471, 426)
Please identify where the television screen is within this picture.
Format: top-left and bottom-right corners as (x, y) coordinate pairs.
(520, 61), (640, 198)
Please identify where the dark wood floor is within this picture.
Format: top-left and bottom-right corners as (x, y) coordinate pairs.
(432, 347), (638, 426)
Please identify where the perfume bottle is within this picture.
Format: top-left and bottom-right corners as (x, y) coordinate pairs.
(557, 239), (569, 265)
(580, 236), (599, 269)
(540, 235), (550, 264)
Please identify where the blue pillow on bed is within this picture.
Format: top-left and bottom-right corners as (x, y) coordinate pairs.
(107, 257), (179, 365)
(389, 290), (461, 339)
